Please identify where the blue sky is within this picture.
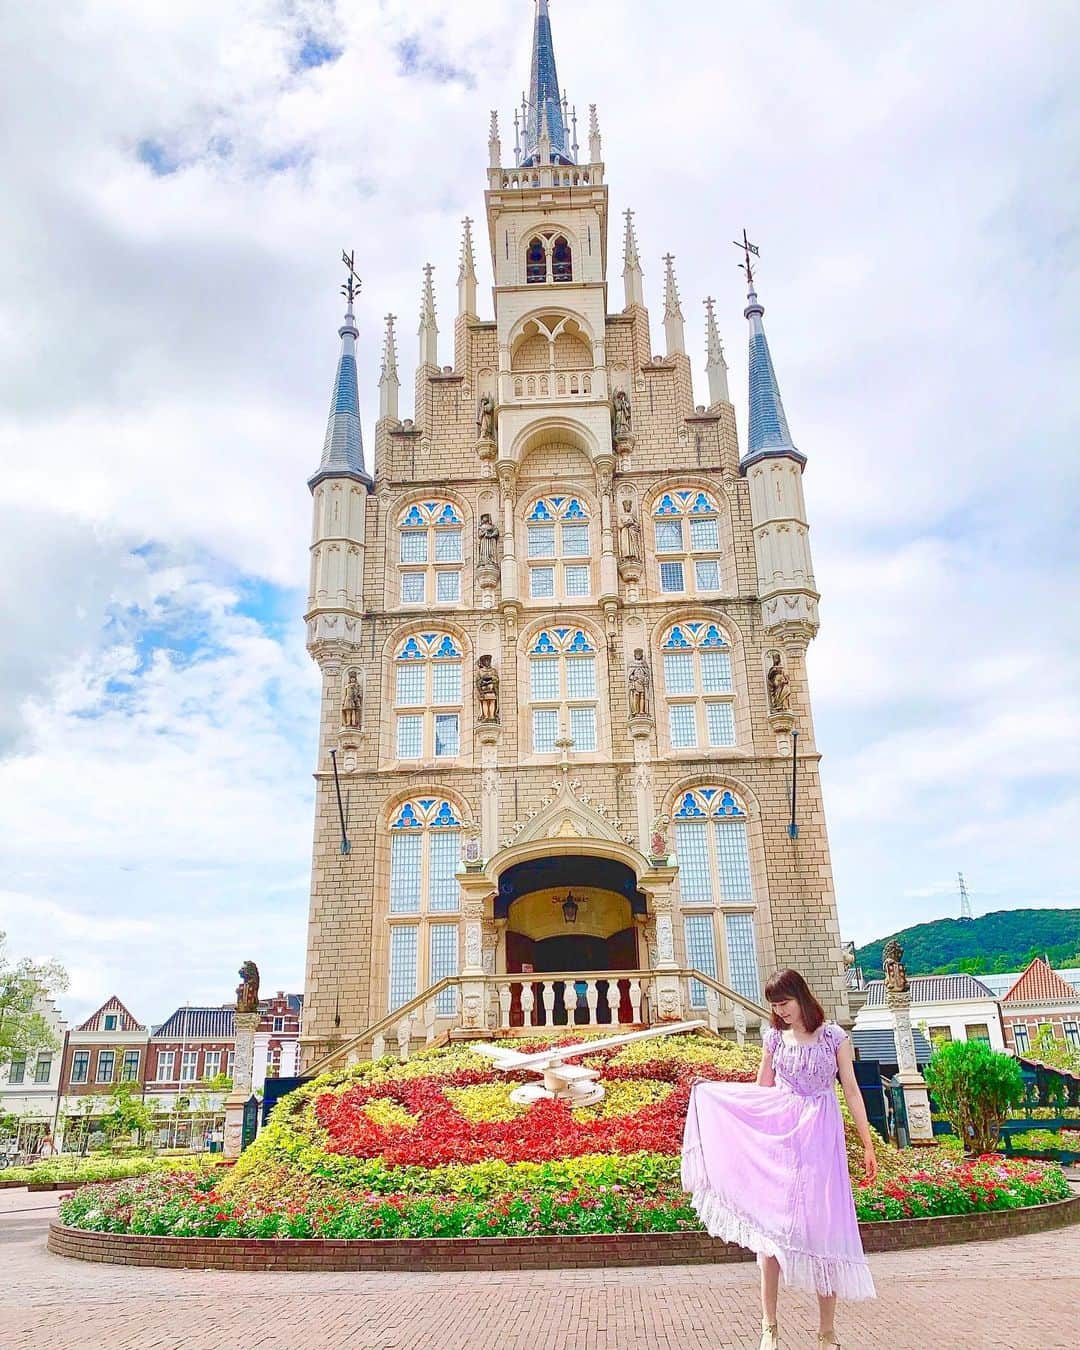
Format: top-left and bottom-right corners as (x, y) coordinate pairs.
(0, 1), (1077, 1024)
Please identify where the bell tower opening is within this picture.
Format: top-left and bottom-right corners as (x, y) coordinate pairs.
(496, 854), (646, 1026)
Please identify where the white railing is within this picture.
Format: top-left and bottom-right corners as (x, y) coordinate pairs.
(305, 969), (769, 1076)
(509, 370), (595, 401)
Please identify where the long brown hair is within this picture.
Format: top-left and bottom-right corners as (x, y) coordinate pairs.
(764, 969), (826, 1033)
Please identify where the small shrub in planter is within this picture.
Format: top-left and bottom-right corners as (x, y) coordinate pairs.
(924, 1041), (1024, 1155)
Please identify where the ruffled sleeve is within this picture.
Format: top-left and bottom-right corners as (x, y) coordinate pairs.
(824, 1023), (849, 1052)
(762, 1025), (779, 1057)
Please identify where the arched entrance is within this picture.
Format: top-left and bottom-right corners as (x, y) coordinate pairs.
(497, 854), (646, 1026)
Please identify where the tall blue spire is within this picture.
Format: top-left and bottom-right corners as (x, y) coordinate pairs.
(742, 282), (806, 469)
(522, 0), (574, 166)
(308, 301), (369, 490)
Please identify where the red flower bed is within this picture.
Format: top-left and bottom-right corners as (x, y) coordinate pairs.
(313, 1062), (754, 1167)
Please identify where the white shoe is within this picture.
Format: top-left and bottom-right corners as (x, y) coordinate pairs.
(759, 1324), (779, 1350)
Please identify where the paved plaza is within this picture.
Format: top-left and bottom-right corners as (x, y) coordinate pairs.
(1, 1189), (1077, 1349)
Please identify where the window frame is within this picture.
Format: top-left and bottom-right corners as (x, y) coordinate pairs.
(651, 490), (725, 598)
(526, 627), (600, 757)
(392, 633), (465, 763)
(95, 1050), (115, 1084)
(661, 622), (738, 753)
(155, 1050), (175, 1082)
(387, 799), (463, 1017)
(34, 1054), (53, 1084)
(9, 1057), (26, 1085)
(120, 1050), (140, 1082)
(70, 1051), (90, 1084)
(396, 501), (465, 609)
(1012, 1024), (1029, 1054)
(524, 497), (594, 603)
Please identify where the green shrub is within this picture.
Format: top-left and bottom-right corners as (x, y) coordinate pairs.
(924, 1041), (1024, 1155)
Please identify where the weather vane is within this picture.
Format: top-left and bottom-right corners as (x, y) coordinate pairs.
(733, 228), (760, 288)
(341, 249), (362, 308)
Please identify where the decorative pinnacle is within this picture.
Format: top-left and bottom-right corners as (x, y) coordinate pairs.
(622, 209), (644, 309)
(458, 217), (477, 281)
(489, 109), (499, 140)
(623, 209), (641, 268)
(380, 313), (398, 379)
(420, 263), (437, 322)
(662, 254), (684, 319)
(704, 297), (730, 405)
(662, 253), (686, 356)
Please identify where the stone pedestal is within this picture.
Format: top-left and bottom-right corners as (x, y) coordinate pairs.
(223, 1010), (260, 1159)
(887, 989), (935, 1146)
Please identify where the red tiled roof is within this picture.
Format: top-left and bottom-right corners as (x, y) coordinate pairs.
(1001, 957), (1080, 1006)
(75, 995), (145, 1033)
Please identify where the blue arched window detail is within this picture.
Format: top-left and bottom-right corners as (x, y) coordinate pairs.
(661, 622), (736, 751)
(527, 628), (599, 754)
(393, 633), (463, 760)
(387, 797), (464, 1015)
(552, 236), (572, 283)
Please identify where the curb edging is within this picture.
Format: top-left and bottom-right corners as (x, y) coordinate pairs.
(46, 1193), (1080, 1272)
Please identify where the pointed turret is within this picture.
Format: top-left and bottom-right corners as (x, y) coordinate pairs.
(458, 218), (478, 319)
(704, 296), (730, 405)
(418, 263), (438, 369)
(308, 298), (368, 489)
(662, 253), (686, 356)
(522, 1), (574, 166)
(736, 239), (818, 644)
(622, 209), (644, 310)
(378, 313), (399, 422)
(742, 279), (804, 467)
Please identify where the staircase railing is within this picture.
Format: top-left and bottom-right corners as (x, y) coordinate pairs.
(304, 969), (770, 1077)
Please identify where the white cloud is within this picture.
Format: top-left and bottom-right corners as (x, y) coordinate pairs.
(0, 1), (1078, 1017)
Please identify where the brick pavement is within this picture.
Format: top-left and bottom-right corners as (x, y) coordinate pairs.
(1, 1189), (1077, 1350)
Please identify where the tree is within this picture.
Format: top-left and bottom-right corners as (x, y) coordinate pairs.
(924, 1040), (1025, 1154)
(0, 932), (68, 1069)
(100, 1081), (154, 1149)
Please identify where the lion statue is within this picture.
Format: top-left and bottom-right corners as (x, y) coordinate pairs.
(236, 960), (261, 1013)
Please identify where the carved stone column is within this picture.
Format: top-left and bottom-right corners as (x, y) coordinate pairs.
(643, 868), (683, 1023)
(887, 988), (935, 1146)
(497, 462), (519, 611)
(223, 1009), (260, 1158)
(596, 454), (619, 604)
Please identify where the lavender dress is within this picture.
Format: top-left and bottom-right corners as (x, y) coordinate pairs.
(681, 1022), (875, 1300)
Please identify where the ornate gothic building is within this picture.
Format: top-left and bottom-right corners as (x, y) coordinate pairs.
(300, 2), (848, 1068)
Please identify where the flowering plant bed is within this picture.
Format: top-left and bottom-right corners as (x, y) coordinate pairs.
(56, 1031), (1072, 1241)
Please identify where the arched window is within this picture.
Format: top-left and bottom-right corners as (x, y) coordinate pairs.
(388, 797), (462, 1014)
(397, 500), (463, 607)
(526, 237), (547, 284)
(652, 490), (724, 596)
(393, 632), (463, 761)
(525, 495), (591, 600)
(672, 788), (760, 1007)
(524, 231), (573, 285)
(661, 622), (736, 750)
(527, 627), (598, 754)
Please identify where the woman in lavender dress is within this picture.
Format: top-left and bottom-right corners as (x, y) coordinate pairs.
(682, 970), (878, 1350)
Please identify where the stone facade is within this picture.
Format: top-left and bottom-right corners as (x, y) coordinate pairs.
(299, 12), (850, 1068)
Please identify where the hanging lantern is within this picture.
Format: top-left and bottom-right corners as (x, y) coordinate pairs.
(560, 891), (580, 924)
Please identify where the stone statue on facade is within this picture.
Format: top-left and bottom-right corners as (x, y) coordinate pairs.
(882, 938), (908, 994)
(611, 389), (632, 440)
(476, 393), (496, 441)
(477, 513), (500, 568)
(617, 498), (643, 562)
(650, 815), (670, 861)
(627, 648), (652, 718)
(766, 652), (791, 713)
(235, 961), (260, 1013)
(341, 668), (363, 729)
(475, 655), (500, 722)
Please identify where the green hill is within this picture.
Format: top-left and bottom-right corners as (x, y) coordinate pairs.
(854, 908), (1080, 978)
